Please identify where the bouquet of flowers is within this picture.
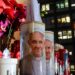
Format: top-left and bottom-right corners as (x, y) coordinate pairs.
(0, 0), (26, 50)
(0, 0), (26, 37)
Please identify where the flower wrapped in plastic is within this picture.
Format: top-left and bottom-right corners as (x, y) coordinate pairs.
(0, 0), (26, 37)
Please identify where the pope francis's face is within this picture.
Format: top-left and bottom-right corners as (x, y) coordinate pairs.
(29, 32), (44, 58)
(45, 39), (53, 60)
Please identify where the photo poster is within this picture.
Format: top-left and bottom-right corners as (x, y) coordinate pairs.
(45, 31), (55, 75)
(28, 22), (46, 59)
(20, 21), (46, 75)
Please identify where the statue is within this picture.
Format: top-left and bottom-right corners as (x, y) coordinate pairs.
(20, 0), (42, 58)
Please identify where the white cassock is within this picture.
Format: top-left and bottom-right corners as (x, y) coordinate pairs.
(32, 57), (46, 75)
(20, 55), (46, 75)
(46, 57), (55, 75)
(50, 52), (55, 75)
(46, 60), (50, 75)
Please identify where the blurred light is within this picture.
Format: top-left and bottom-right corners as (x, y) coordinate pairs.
(63, 36), (67, 39)
(58, 31), (63, 39)
(46, 4), (50, 11)
(65, 2), (69, 7)
(57, 18), (61, 23)
(69, 51), (72, 55)
(51, 19), (55, 23)
(70, 74), (73, 75)
(63, 31), (67, 39)
(71, 4), (75, 7)
(67, 30), (72, 39)
(42, 5), (46, 11)
(66, 16), (70, 23)
(70, 65), (74, 70)
(61, 17), (66, 23)
(60, 3), (64, 8)
(65, 0), (69, 7)
(56, 4), (60, 8)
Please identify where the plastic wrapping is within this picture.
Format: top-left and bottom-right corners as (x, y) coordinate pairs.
(3, 48), (10, 58)
(55, 51), (59, 75)
(26, 0), (42, 22)
(64, 50), (70, 75)
(45, 31), (55, 75)
(20, 21), (46, 75)
(0, 59), (18, 75)
(59, 61), (64, 75)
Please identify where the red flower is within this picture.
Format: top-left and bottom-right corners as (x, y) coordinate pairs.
(16, 4), (26, 18)
(10, 52), (14, 58)
(0, 51), (3, 58)
(0, 7), (3, 14)
(0, 0), (10, 14)
(55, 51), (60, 59)
(0, 0), (26, 37)
(4, 8), (15, 19)
(3, 0), (11, 6)
(9, 0), (17, 7)
(3, 0), (16, 7)
(16, 51), (20, 60)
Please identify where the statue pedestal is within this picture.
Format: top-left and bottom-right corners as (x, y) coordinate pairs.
(0, 58), (18, 75)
